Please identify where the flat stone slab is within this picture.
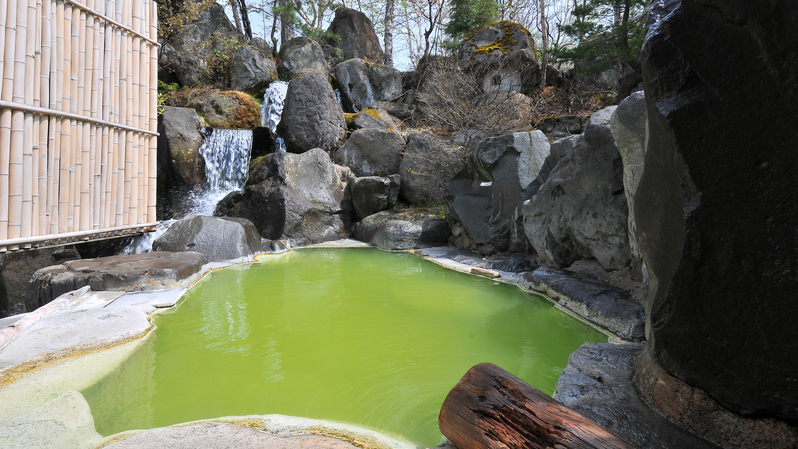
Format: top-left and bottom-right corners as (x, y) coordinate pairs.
(0, 306), (151, 370)
(28, 252), (207, 309)
(521, 268), (644, 341)
(554, 343), (719, 449)
(103, 424), (359, 449)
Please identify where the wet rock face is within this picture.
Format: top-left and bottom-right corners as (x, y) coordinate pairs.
(445, 131), (550, 255)
(638, 0), (798, 422)
(159, 106), (206, 188)
(215, 149), (353, 247)
(523, 108), (631, 271)
(278, 72), (347, 154)
(326, 7), (385, 64)
(334, 59), (403, 112)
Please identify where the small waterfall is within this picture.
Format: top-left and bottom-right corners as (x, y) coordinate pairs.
(261, 81), (288, 152)
(189, 128), (253, 215)
(123, 128), (252, 254)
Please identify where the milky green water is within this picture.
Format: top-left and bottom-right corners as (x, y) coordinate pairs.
(82, 248), (606, 446)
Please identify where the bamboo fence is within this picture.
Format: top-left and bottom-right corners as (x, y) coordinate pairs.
(0, 0), (158, 252)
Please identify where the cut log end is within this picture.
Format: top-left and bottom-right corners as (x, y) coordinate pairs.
(439, 363), (636, 449)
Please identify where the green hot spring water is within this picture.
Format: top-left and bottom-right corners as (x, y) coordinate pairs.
(82, 248), (606, 446)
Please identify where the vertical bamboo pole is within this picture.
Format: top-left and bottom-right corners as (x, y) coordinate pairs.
(147, 0), (157, 221)
(77, 2), (90, 230)
(8, 0), (31, 240)
(0, 0), (19, 239)
(48, 0), (63, 234)
(100, 0), (112, 228)
(90, 0), (102, 228)
(37, 0), (51, 234)
(0, 0), (8, 102)
(57, 2), (71, 233)
(21, 0), (40, 238)
(68, 3), (80, 231)
(130, 0), (142, 225)
(112, 5), (123, 227)
(123, 1), (134, 226)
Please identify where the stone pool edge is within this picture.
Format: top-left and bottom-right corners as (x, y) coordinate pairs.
(0, 239), (632, 449)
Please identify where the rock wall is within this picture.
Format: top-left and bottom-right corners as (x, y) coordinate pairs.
(637, 0), (798, 422)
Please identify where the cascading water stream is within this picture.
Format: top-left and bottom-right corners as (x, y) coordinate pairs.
(189, 128), (253, 216)
(261, 81), (288, 152)
(123, 128), (253, 254)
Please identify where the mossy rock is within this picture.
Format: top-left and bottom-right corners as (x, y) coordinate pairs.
(166, 90), (260, 129)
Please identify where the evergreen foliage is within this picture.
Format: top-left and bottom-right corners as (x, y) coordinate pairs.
(550, 0), (646, 75)
(444, 0), (499, 48)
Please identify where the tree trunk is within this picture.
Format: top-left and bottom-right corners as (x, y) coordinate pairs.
(270, 0), (279, 49)
(229, 0), (244, 36)
(239, 0), (253, 40)
(539, 0), (548, 89)
(280, 0), (294, 48)
(621, 0), (631, 50)
(439, 363), (636, 449)
(384, 0), (395, 67)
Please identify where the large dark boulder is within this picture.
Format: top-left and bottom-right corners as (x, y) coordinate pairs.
(399, 134), (470, 207)
(215, 148), (353, 247)
(350, 176), (399, 221)
(446, 131), (550, 255)
(334, 59), (403, 112)
(278, 72), (347, 154)
(332, 128), (405, 177)
(152, 215), (264, 262)
(610, 91), (646, 263)
(522, 107), (631, 271)
(636, 0), (798, 423)
(354, 210), (451, 250)
(229, 45), (278, 95)
(326, 7), (384, 64)
(158, 3), (241, 87)
(277, 37), (328, 80)
(159, 106), (205, 187)
(0, 246), (81, 317)
(27, 252), (207, 311)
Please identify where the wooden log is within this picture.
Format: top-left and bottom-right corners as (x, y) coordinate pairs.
(439, 363), (636, 449)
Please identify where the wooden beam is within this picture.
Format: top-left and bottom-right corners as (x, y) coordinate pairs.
(439, 363), (636, 449)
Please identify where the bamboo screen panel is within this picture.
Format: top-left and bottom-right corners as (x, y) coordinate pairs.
(0, 0), (158, 250)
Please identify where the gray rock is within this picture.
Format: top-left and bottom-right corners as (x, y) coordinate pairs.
(349, 111), (387, 130)
(548, 134), (591, 167)
(554, 343), (720, 449)
(334, 58), (403, 112)
(215, 148), (353, 247)
(583, 106), (617, 148)
(277, 37), (328, 80)
(458, 21), (541, 94)
(103, 423), (360, 449)
(521, 268), (644, 341)
(152, 215), (264, 262)
(26, 252), (207, 310)
(165, 90), (260, 129)
(332, 128), (405, 177)
(399, 134), (470, 207)
(157, 3), (240, 87)
(229, 45), (278, 95)
(523, 108), (631, 271)
(278, 72), (347, 154)
(370, 101), (419, 121)
(445, 131), (550, 255)
(326, 7), (385, 64)
(350, 176), (391, 220)
(535, 114), (590, 135)
(610, 91), (646, 260)
(637, 0), (798, 422)
(354, 210), (451, 250)
(159, 106), (205, 187)
(0, 246), (81, 317)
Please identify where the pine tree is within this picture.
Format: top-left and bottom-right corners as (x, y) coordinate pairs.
(444, 0), (499, 47)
